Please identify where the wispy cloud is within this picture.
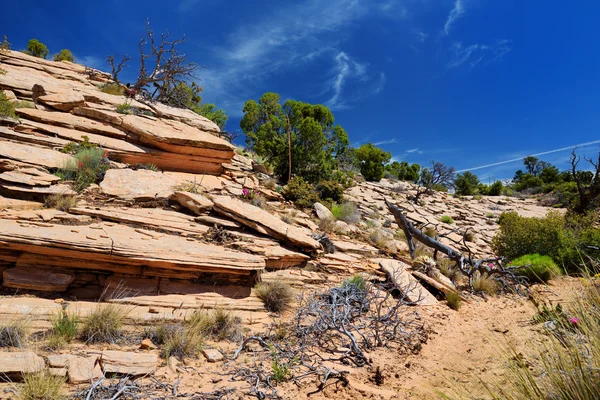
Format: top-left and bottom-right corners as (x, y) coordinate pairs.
(373, 138), (398, 146)
(446, 40), (511, 69)
(197, 0), (399, 116)
(456, 140), (600, 173)
(77, 55), (105, 70)
(407, 148), (423, 154)
(443, 0), (465, 36)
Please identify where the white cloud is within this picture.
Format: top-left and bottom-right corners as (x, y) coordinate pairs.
(373, 138), (398, 146)
(407, 148), (423, 154)
(77, 55), (106, 70)
(446, 40), (511, 69)
(443, 0), (465, 36)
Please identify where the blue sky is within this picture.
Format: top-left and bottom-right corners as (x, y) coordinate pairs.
(3, 0), (599, 180)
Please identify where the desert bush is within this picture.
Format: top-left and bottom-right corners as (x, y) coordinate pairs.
(56, 147), (109, 192)
(330, 202), (360, 224)
(44, 193), (77, 211)
(145, 322), (202, 360)
(471, 272), (497, 296)
(46, 309), (78, 350)
(255, 281), (294, 313)
(263, 177), (277, 190)
(53, 49), (74, 62)
(492, 211), (600, 272)
(369, 229), (390, 249)
(280, 214), (293, 224)
(80, 304), (126, 344)
(175, 180), (203, 194)
(509, 254), (562, 283)
(441, 215), (454, 224)
(355, 143), (391, 182)
(99, 82), (124, 96)
(317, 180), (344, 203)
(24, 39), (49, 58)
(20, 371), (65, 400)
(0, 91), (17, 119)
(445, 291), (462, 311)
(464, 231), (476, 242)
(14, 100), (35, 109)
(318, 217), (336, 234)
(0, 318), (29, 348)
(282, 176), (320, 208)
(115, 103), (133, 114)
(188, 308), (242, 341)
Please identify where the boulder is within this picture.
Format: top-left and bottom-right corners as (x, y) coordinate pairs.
(212, 196), (321, 252)
(202, 348), (224, 363)
(3, 266), (74, 292)
(99, 169), (180, 201)
(170, 191), (213, 215)
(0, 352), (45, 378)
(100, 350), (157, 376)
(47, 354), (102, 384)
(313, 202), (334, 221)
(37, 93), (86, 112)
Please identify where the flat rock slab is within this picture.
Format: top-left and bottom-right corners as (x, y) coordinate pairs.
(170, 191), (213, 215)
(101, 350), (157, 376)
(37, 93), (86, 111)
(334, 240), (378, 255)
(100, 169), (180, 200)
(202, 348), (224, 362)
(47, 354), (102, 384)
(3, 266), (74, 292)
(0, 138), (75, 169)
(0, 196), (42, 210)
(377, 259), (438, 306)
(213, 196), (321, 252)
(0, 351), (45, 377)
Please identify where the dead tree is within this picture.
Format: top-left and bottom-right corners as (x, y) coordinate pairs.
(413, 161), (455, 203)
(570, 149), (600, 213)
(106, 54), (130, 86)
(386, 199), (527, 293)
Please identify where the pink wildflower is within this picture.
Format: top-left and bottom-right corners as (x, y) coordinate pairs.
(569, 317), (580, 326)
(242, 188), (249, 196)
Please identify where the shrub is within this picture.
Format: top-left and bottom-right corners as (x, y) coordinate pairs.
(187, 308), (242, 341)
(318, 217), (336, 234)
(441, 215), (454, 224)
(24, 39), (49, 58)
(0, 91), (17, 119)
(14, 100), (35, 109)
(471, 272), (497, 296)
(509, 254), (562, 283)
(255, 281), (294, 313)
(115, 103), (133, 114)
(488, 180), (504, 196)
(20, 371), (65, 400)
(446, 291), (462, 311)
(492, 211), (600, 272)
(0, 318), (29, 348)
(263, 177), (277, 190)
(145, 322), (202, 360)
(99, 82), (124, 96)
(330, 202), (360, 224)
(44, 193), (77, 211)
(464, 231), (475, 242)
(342, 274), (367, 291)
(317, 180), (344, 203)
(53, 49), (74, 62)
(47, 309), (78, 350)
(438, 258), (460, 283)
(282, 176), (320, 208)
(80, 304), (126, 344)
(56, 147), (109, 192)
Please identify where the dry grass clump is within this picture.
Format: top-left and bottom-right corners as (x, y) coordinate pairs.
(445, 291), (462, 311)
(330, 202), (361, 224)
(318, 218), (336, 234)
(0, 316), (29, 348)
(280, 214), (294, 225)
(369, 229), (390, 249)
(438, 258), (461, 283)
(174, 180), (203, 194)
(20, 371), (65, 400)
(255, 281), (294, 313)
(471, 272), (497, 296)
(80, 304), (126, 344)
(145, 322), (203, 360)
(99, 82), (124, 96)
(423, 226), (437, 238)
(44, 193), (77, 211)
(188, 308), (242, 341)
(263, 177), (277, 190)
(464, 231), (476, 242)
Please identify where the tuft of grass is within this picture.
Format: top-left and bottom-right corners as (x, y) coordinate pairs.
(13, 100), (35, 109)
(271, 357), (291, 384)
(174, 180), (203, 194)
(80, 304), (126, 344)
(0, 90), (17, 119)
(394, 229), (406, 241)
(46, 309), (78, 350)
(471, 272), (498, 296)
(330, 202), (361, 224)
(263, 177), (277, 190)
(145, 322), (203, 360)
(369, 229), (390, 249)
(342, 274), (367, 291)
(20, 371), (65, 400)
(0, 318), (29, 348)
(441, 215), (455, 224)
(438, 258), (460, 283)
(255, 281), (294, 313)
(318, 218), (336, 234)
(187, 308), (242, 341)
(99, 82), (124, 96)
(44, 193), (77, 212)
(280, 214), (293, 225)
(445, 291), (462, 311)
(509, 254), (562, 283)
(56, 147), (109, 192)
(464, 231), (476, 242)
(115, 103), (133, 115)
(423, 226), (437, 238)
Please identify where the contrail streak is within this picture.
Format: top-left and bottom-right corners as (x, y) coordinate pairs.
(456, 140), (600, 173)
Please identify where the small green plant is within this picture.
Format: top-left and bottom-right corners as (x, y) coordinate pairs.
(56, 147), (109, 192)
(471, 272), (498, 296)
(369, 229), (389, 249)
(394, 229), (406, 241)
(13, 100), (35, 109)
(441, 215), (454, 224)
(282, 176), (320, 208)
(330, 202), (360, 224)
(175, 180), (203, 194)
(80, 303), (126, 344)
(342, 274), (367, 291)
(145, 322), (203, 360)
(20, 371), (65, 400)
(271, 357), (291, 384)
(0, 91), (17, 119)
(255, 281), (294, 313)
(44, 193), (78, 211)
(509, 254), (562, 283)
(115, 103), (133, 114)
(486, 212), (494, 218)
(446, 291), (462, 311)
(0, 318), (29, 348)
(136, 163), (159, 172)
(60, 136), (97, 155)
(99, 82), (124, 96)
(53, 49), (74, 62)
(47, 309), (78, 350)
